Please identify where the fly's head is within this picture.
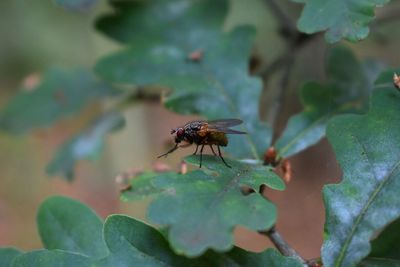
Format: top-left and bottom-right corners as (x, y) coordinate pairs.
(171, 127), (185, 143)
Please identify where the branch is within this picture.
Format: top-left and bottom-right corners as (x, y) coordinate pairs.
(260, 227), (307, 265)
(268, 52), (295, 141)
(263, 0), (297, 37)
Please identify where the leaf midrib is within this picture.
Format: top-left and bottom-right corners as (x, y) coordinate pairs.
(119, 231), (171, 267)
(335, 140), (400, 266)
(47, 211), (87, 255)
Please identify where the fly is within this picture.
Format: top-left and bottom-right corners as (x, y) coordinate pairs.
(158, 119), (246, 168)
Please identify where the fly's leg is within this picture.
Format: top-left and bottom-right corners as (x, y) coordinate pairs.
(193, 145), (199, 155)
(209, 145), (217, 156)
(217, 145), (231, 168)
(157, 144), (178, 158)
(199, 144), (205, 168)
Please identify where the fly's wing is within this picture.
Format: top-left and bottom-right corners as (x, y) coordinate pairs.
(207, 119), (243, 127)
(218, 128), (247, 134)
(207, 119), (246, 134)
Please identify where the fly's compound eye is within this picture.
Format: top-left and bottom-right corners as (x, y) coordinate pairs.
(176, 129), (185, 138)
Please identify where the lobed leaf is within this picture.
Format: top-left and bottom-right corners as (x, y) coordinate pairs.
(122, 155), (284, 256)
(322, 86), (400, 266)
(275, 46), (384, 158)
(292, 0), (390, 43)
(0, 67), (118, 134)
(95, 0), (271, 159)
(46, 112), (125, 180)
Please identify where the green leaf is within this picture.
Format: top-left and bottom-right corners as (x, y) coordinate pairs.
(122, 155), (284, 256)
(0, 247), (22, 267)
(46, 112), (125, 180)
(99, 215), (191, 267)
(275, 46), (383, 158)
(0, 67), (118, 134)
(292, 0), (390, 43)
(322, 88), (400, 267)
(369, 218), (400, 260)
(120, 171), (164, 202)
(12, 250), (92, 267)
(95, 0), (271, 160)
(37, 196), (108, 259)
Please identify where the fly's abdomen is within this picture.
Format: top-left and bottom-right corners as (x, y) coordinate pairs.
(207, 132), (228, 146)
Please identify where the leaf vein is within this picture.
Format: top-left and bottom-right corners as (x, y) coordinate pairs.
(335, 135), (400, 266)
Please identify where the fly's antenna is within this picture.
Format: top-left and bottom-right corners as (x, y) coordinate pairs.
(170, 129), (176, 134)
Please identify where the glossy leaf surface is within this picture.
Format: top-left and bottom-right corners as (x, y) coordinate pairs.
(322, 87), (400, 266)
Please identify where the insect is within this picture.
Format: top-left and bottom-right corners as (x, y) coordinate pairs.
(158, 119), (246, 168)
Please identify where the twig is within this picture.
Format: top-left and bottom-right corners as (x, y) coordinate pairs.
(260, 227), (307, 265)
(256, 52), (292, 78)
(269, 52), (295, 142)
(263, 0), (297, 37)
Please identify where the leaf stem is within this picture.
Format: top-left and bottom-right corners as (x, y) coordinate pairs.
(263, 0), (297, 37)
(260, 227), (307, 266)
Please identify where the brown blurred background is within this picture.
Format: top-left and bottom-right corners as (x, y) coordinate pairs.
(1, 0), (399, 260)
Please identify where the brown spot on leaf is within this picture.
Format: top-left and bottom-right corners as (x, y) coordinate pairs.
(187, 49), (203, 62)
(115, 168), (142, 192)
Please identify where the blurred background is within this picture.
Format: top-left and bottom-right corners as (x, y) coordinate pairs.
(0, 0), (399, 260)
